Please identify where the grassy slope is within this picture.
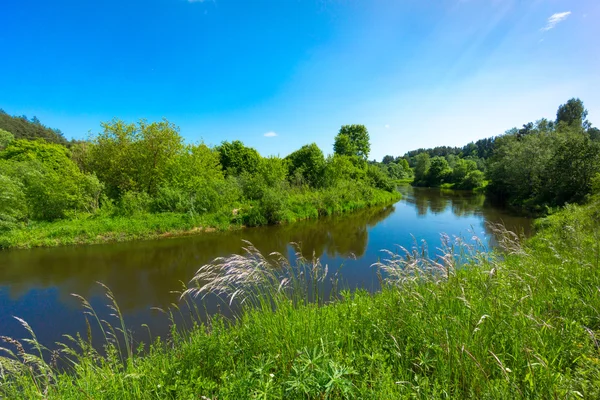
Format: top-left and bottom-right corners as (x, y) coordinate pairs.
(2, 198), (600, 399)
(0, 188), (400, 250)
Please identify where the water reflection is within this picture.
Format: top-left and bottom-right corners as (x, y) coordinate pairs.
(0, 187), (532, 349)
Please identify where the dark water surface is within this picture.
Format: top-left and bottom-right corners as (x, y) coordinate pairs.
(0, 187), (532, 350)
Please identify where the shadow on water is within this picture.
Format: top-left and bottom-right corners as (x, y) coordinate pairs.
(0, 186), (532, 350)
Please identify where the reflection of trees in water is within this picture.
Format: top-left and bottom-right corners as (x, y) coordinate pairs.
(0, 205), (395, 311)
(401, 187), (485, 217)
(399, 186), (533, 245)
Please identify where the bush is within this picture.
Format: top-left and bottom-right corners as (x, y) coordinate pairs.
(115, 191), (152, 217)
(458, 170), (484, 190)
(367, 165), (395, 192)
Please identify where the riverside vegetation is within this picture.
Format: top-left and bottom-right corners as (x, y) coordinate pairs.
(1, 190), (600, 398)
(0, 117), (400, 249)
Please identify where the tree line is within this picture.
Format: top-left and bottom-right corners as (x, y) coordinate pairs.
(376, 98), (600, 213)
(0, 121), (399, 233)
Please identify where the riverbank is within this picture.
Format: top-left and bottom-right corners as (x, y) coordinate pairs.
(1, 196), (599, 398)
(0, 187), (401, 249)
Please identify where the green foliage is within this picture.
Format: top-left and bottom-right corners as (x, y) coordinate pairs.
(323, 155), (366, 187)
(556, 97), (588, 127)
(333, 124), (370, 160)
(285, 143), (325, 187)
(0, 128), (14, 150)
(452, 158), (478, 183)
(217, 140), (261, 177)
(0, 140), (103, 221)
(366, 164), (395, 192)
(0, 112), (67, 144)
(457, 170), (484, 190)
(487, 107), (600, 213)
(0, 174), (27, 231)
(426, 156), (452, 186)
(88, 119), (184, 198)
(0, 119), (401, 247)
(413, 152), (430, 183)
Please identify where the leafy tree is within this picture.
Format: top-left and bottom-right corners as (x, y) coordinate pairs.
(542, 129), (600, 205)
(381, 155), (394, 165)
(367, 165), (395, 192)
(333, 125), (370, 160)
(285, 143), (325, 187)
(457, 170), (484, 190)
(426, 156), (452, 186)
(88, 119), (183, 198)
(413, 153), (430, 183)
(0, 140), (103, 220)
(556, 98), (588, 127)
(323, 155), (366, 187)
(0, 174), (27, 231)
(452, 159), (478, 183)
(217, 140), (261, 177)
(0, 129), (14, 150)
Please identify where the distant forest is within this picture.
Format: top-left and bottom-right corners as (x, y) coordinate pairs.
(0, 110), (68, 145)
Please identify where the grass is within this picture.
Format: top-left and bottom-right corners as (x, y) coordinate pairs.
(0, 186), (401, 250)
(1, 197), (600, 398)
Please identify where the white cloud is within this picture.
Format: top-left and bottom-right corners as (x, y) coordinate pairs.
(264, 131), (277, 137)
(384, 124), (390, 129)
(541, 11), (571, 32)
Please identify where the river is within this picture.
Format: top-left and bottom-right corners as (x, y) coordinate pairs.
(0, 186), (532, 350)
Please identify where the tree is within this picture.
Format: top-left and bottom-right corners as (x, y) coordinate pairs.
(333, 125), (370, 160)
(556, 98), (588, 127)
(426, 156), (452, 186)
(285, 143), (326, 187)
(0, 129), (14, 150)
(452, 159), (478, 183)
(382, 155), (394, 165)
(217, 140), (261, 177)
(88, 119), (183, 198)
(413, 153), (430, 183)
(0, 140), (103, 220)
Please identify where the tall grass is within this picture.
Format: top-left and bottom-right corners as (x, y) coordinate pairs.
(1, 199), (600, 398)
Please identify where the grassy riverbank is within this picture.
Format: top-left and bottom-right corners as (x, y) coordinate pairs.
(0, 186), (400, 249)
(1, 197), (600, 398)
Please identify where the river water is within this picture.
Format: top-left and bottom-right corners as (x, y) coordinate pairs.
(0, 186), (532, 350)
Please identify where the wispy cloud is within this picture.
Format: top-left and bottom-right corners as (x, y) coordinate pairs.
(541, 11), (571, 32)
(264, 131), (277, 137)
(384, 124), (390, 129)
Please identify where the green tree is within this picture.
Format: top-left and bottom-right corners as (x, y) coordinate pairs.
(452, 159), (478, 183)
(556, 98), (588, 127)
(333, 125), (371, 160)
(413, 153), (430, 183)
(381, 155), (394, 165)
(426, 156), (452, 186)
(285, 143), (325, 187)
(323, 155), (366, 187)
(88, 119), (183, 198)
(217, 140), (261, 177)
(0, 129), (14, 150)
(0, 140), (103, 220)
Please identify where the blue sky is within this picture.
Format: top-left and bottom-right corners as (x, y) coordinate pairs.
(1, 0), (599, 160)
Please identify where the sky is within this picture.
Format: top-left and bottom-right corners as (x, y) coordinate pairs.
(1, 0), (599, 160)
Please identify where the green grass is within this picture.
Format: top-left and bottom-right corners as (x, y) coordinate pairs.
(2, 197), (600, 398)
(0, 187), (401, 249)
